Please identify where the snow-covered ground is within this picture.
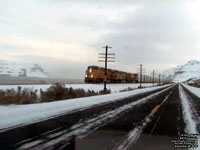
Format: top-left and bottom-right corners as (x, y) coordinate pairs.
(0, 84), (170, 131)
(179, 85), (200, 150)
(179, 85), (198, 134)
(182, 84), (200, 98)
(164, 60), (200, 82)
(0, 83), (158, 94)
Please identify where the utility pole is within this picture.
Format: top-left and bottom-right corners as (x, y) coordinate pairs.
(137, 65), (145, 88)
(98, 45), (115, 93)
(153, 70), (155, 87)
(163, 75), (165, 84)
(159, 73), (161, 85)
(140, 64), (143, 88)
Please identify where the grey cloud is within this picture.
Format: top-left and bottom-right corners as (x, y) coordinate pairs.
(1, 0), (199, 78)
(95, 1), (199, 66)
(17, 55), (89, 79)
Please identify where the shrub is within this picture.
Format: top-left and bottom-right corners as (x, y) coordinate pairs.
(40, 83), (99, 102)
(99, 89), (111, 94)
(0, 87), (38, 105)
(0, 83), (110, 105)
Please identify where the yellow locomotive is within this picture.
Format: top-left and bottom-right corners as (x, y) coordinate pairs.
(85, 66), (159, 83)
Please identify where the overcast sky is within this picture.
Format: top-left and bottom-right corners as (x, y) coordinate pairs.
(0, 0), (200, 79)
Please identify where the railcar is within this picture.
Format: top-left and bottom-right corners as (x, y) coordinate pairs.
(85, 66), (160, 83)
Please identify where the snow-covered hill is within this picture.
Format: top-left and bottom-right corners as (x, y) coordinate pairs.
(164, 60), (200, 82)
(0, 60), (50, 78)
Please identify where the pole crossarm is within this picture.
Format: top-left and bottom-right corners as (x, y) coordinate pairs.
(98, 57), (115, 59)
(98, 60), (115, 62)
(98, 53), (115, 55)
(102, 46), (112, 48)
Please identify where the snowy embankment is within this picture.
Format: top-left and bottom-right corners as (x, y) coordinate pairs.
(182, 84), (200, 98)
(179, 85), (200, 150)
(0, 84), (170, 131)
(179, 85), (198, 134)
(0, 83), (158, 94)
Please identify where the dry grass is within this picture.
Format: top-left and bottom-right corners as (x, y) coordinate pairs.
(0, 87), (38, 105)
(40, 83), (100, 102)
(0, 83), (111, 105)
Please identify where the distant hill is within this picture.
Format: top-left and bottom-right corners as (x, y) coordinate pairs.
(164, 60), (200, 82)
(0, 60), (50, 78)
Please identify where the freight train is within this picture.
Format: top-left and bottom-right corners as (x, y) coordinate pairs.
(85, 66), (160, 83)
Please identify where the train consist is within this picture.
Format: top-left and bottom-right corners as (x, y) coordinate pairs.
(85, 66), (160, 83)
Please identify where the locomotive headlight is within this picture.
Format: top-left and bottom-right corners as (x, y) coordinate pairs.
(89, 68), (92, 73)
(85, 74), (88, 78)
(91, 74), (94, 78)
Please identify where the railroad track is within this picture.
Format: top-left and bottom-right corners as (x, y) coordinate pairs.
(76, 84), (200, 150)
(103, 84), (199, 150)
(0, 85), (174, 150)
(2, 84), (199, 150)
(77, 85), (177, 150)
